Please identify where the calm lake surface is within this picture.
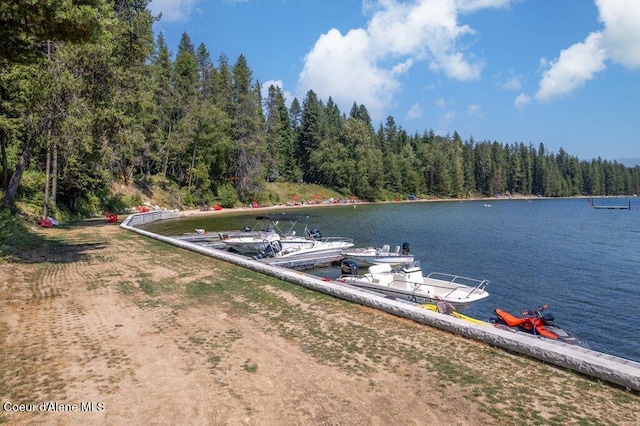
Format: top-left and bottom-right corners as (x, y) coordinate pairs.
(143, 197), (640, 362)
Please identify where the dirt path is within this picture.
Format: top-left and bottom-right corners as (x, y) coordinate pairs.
(1, 218), (638, 425)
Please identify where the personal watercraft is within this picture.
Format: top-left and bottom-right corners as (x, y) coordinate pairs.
(490, 304), (590, 348)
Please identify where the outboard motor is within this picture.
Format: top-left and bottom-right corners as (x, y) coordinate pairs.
(401, 242), (410, 255)
(308, 229), (322, 240)
(341, 259), (359, 276)
(254, 240), (282, 259)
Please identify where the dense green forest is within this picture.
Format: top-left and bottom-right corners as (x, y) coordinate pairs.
(2, 1), (639, 218)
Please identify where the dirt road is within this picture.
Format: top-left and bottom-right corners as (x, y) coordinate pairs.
(1, 218), (638, 425)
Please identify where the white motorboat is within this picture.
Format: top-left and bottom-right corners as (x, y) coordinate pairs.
(222, 230), (280, 254)
(337, 260), (489, 312)
(254, 232), (354, 259)
(341, 243), (414, 267)
(222, 215), (313, 254)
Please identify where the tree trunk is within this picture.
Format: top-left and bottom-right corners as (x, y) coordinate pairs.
(188, 140), (197, 192)
(3, 131), (37, 209)
(43, 131), (51, 219)
(51, 141), (58, 206)
(162, 122), (172, 178)
(0, 130), (7, 188)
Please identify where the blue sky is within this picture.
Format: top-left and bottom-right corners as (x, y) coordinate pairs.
(148, 0), (640, 164)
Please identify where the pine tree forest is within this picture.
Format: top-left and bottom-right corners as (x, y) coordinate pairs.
(2, 1), (639, 217)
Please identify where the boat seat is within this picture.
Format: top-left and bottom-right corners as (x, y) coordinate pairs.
(394, 246), (400, 254)
(368, 264), (392, 274)
(374, 275), (394, 285)
(381, 245), (390, 253)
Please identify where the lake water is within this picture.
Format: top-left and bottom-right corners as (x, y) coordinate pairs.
(143, 197), (640, 362)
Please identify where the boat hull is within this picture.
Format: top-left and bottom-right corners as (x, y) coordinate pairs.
(342, 253), (414, 267)
(275, 240), (354, 258)
(342, 243), (413, 267)
(224, 239), (272, 254)
(337, 277), (488, 312)
(337, 261), (489, 312)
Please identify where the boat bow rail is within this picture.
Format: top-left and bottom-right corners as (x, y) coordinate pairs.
(424, 272), (489, 299)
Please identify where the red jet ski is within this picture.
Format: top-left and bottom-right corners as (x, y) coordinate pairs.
(490, 304), (590, 348)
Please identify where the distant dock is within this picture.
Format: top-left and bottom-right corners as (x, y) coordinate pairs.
(588, 198), (632, 210)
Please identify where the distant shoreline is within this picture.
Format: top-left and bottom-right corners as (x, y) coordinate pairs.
(178, 194), (624, 218)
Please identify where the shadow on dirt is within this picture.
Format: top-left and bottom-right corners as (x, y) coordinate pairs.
(1, 209), (117, 264)
(11, 241), (110, 264)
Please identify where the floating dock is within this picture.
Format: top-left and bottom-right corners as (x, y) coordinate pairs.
(588, 198), (632, 210)
(175, 233), (222, 243)
(259, 252), (344, 270)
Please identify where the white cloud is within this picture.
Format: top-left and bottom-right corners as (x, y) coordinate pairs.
(298, 0), (516, 121)
(467, 103), (482, 117)
(406, 103), (423, 120)
(536, 32), (607, 102)
(437, 111), (456, 134)
(596, 0), (640, 69)
(149, 0), (247, 23)
(298, 28), (400, 119)
(435, 97), (447, 108)
(366, 0), (484, 80)
(261, 80), (294, 107)
(457, 0), (515, 13)
(513, 93), (531, 109)
(148, 0), (203, 22)
(535, 0), (640, 102)
(495, 71), (522, 91)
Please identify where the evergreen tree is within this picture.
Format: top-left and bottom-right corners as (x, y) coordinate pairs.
(108, 0), (156, 184)
(264, 84), (296, 182)
(213, 54), (234, 115)
(196, 43), (214, 100)
(1, 0), (104, 209)
(462, 138), (476, 197)
(343, 117), (383, 199)
(297, 90), (323, 183)
(0, 0), (102, 66)
(168, 32), (198, 186)
(149, 32), (175, 177)
(230, 55), (265, 200)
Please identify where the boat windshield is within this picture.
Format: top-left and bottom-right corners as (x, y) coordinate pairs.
(400, 260), (420, 270)
(251, 215), (300, 235)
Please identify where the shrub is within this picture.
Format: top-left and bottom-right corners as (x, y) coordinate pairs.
(217, 183), (238, 208)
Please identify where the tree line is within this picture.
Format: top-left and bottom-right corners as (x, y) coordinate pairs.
(2, 1), (639, 217)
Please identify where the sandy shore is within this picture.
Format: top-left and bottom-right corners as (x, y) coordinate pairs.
(177, 197), (487, 219)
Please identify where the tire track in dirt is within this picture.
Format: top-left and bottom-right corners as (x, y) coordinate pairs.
(170, 303), (365, 425)
(2, 225), (214, 424)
